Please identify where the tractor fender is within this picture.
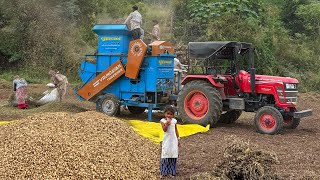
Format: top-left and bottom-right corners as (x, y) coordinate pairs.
(181, 75), (224, 88)
(181, 75), (226, 99)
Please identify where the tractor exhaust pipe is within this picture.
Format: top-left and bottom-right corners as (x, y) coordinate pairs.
(250, 68), (255, 95)
(249, 47), (255, 95)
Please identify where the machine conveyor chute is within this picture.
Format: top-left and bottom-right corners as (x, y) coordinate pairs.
(76, 60), (125, 101)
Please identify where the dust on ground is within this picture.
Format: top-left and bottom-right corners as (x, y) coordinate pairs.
(0, 81), (319, 179)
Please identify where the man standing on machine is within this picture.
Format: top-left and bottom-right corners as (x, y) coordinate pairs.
(124, 5), (142, 40)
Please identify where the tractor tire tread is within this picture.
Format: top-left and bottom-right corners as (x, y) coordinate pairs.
(177, 80), (222, 127)
(254, 106), (284, 135)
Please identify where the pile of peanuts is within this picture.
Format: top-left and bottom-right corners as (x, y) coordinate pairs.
(0, 111), (160, 179)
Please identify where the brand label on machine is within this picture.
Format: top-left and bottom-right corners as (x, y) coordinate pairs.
(76, 60), (125, 100)
(93, 64), (123, 87)
(159, 60), (172, 65)
(101, 37), (121, 41)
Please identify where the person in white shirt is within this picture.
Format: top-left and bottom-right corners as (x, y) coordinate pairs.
(173, 58), (187, 92)
(174, 58), (183, 70)
(124, 5), (142, 40)
(160, 105), (180, 178)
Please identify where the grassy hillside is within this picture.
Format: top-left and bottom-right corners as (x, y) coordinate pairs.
(0, 0), (319, 91)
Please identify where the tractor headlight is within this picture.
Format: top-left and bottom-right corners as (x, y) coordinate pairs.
(285, 83), (297, 90)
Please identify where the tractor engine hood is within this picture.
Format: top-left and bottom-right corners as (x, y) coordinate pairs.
(255, 75), (299, 84)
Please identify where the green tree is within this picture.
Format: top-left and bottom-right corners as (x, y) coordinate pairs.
(281, 0), (310, 36)
(296, 1), (320, 36)
(0, 0), (23, 68)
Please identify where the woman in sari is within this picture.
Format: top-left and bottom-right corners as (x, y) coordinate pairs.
(13, 75), (28, 109)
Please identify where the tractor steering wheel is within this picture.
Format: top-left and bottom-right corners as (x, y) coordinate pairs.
(232, 70), (240, 89)
(207, 67), (217, 76)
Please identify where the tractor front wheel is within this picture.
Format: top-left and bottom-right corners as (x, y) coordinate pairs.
(284, 117), (300, 129)
(177, 80), (222, 127)
(254, 106), (284, 135)
(97, 94), (120, 116)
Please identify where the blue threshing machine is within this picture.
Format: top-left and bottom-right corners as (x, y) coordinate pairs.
(75, 24), (179, 120)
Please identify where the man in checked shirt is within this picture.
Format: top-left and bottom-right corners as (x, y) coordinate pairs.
(124, 5), (142, 40)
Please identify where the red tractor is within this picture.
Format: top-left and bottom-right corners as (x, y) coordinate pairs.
(177, 42), (312, 134)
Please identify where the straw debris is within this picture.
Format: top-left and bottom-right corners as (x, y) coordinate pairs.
(0, 111), (159, 179)
(0, 78), (10, 89)
(6, 92), (17, 107)
(212, 137), (281, 180)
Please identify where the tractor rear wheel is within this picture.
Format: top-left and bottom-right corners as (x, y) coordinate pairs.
(177, 80), (222, 127)
(97, 94), (120, 116)
(218, 110), (242, 124)
(128, 106), (146, 114)
(254, 106), (284, 135)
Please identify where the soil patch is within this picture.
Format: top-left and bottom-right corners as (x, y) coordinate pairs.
(177, 93), (320, 179)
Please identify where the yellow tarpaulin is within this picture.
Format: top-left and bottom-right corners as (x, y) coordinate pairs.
(126, 120), (210, 144)
(0, 121), (13, 125)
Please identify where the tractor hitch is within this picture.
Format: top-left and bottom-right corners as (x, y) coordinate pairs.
(293, 109), (313, 119)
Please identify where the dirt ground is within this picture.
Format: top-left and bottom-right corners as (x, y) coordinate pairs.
(0, 83), (319, 179)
